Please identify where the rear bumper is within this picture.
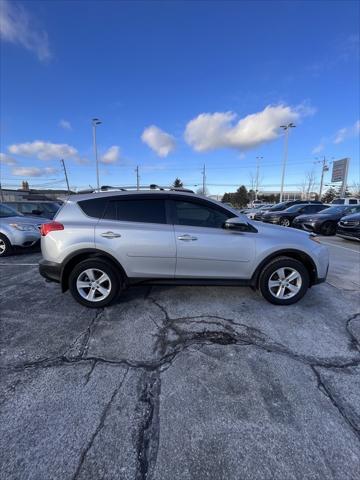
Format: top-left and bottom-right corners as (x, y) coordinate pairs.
(39, 259), (61, 283)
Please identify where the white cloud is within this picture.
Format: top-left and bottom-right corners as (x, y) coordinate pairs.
(0, 0), (51, 61)
(8, 141), (78, 160)
(312, 143), (324, 154)
(184, 104), (312, 152)
(141, 125), (176, 157)
(11, 166), (58, 177)
(100, 145), (120, 164)
(334, 120), (360, 144)
(0, 152), (17, 166)
(59, 119), (72, 130)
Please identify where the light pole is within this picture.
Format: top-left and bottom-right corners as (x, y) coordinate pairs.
(92, 118), (102, 190)
(279, 123), (296, 202)
(315, 156), (330, 199)
(255, 156), (263, 201)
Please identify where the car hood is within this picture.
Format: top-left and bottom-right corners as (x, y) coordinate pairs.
(339, 213), (360, 221)
(256, 220), (310, 238)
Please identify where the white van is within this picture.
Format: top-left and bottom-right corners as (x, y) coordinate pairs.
(331, 198), (360, 205)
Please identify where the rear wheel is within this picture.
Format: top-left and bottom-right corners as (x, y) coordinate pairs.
(258, 256), (309, 305)
(0, 234), (12, 257)
(279, 217), (291, 227)
(321, 221), (336, 236)
(69, 258), (121, 308)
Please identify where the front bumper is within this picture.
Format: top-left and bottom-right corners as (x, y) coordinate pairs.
(39, 259), (61, 283)
(11, 229), (40, 247)
(292, 221), (322, 233)
(336, 227), (360, 241)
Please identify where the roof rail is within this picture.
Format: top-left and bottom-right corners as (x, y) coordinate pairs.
(97, 185), (195, 194)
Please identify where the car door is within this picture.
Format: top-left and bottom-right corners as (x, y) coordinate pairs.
(95, 194), (176, 278)
(171, 197), (256, 279)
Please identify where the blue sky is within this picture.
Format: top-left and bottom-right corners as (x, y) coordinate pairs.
(0, 0), (359, 196)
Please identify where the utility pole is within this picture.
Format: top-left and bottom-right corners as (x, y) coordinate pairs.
(279, 123), (296, 202)
(92, 118), (102, 190)
(315, 156), (329, 200)
(135, 165), (140, 190)
(202, 164), (206, 195)
(255, 156), (263, 201)
(60, 159), (70, 194)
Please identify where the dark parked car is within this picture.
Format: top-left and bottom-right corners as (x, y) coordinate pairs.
(253, 200), (322, 221)
(293, 205), (360, 236)
(5, 201), (61, 219)
(262, 203), (329, 227)
(336, 213), (360, 241)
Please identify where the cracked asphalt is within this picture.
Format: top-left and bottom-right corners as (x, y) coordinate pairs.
(1, 236), (360, 480)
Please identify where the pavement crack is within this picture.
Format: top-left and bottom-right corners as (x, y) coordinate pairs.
(84, 360), (97, 385)
(135, 370), (161, 480)
(346, 313), (360, 352)
(311, 366), (360, 441)
(72, 368), (129, 480)
(65, 309), (103, 360)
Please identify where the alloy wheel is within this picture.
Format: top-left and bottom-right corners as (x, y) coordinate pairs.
(76, 268), (112, 302)
(0, 239), (6, 255)
(280, 218), (290, 227)
(268, 267), (302, 300)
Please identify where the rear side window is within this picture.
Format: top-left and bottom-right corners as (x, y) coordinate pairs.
(349, 199), (357, 204)
(78, 198), (108, 218)
(104, 199), (166, 224)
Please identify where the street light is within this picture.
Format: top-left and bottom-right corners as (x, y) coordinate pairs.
(92, 118), (102, 190)
(255, 156), (263, 201)
(279, 123), (296, 202)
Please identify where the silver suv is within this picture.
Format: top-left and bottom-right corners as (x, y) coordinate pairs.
(39, 188), (329, 307)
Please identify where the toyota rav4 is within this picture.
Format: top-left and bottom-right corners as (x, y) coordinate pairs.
(39, 188), (329, 307)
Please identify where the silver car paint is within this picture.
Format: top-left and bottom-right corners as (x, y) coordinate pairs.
(41, 190), (329, 281)
(0, 215), (41, 247)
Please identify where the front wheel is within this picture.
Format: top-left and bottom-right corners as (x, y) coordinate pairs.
(279, 217), (291, 227)
(321, 221), (336, 236)
(0, 234), (12, 257)
(258, 257), (309, 305)
(69, 258), (121, 308)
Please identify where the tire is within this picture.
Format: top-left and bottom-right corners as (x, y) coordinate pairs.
(279, 217), (291, 227)
(0, 234), (13, 257)
(69, 258), (121, 308)
(321, 221), (336, 236)
(258, 256), (309, 305)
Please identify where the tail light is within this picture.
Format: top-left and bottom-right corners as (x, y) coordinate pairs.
(41, 221), (64, 236)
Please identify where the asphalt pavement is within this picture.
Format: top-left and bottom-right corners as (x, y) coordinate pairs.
(1, 236), (359, 480)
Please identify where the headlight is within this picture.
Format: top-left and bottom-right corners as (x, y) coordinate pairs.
(10, 223), (37, 232)
(309, 234), (321, 243)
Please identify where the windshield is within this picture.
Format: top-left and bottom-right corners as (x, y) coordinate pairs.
(42, 203), (60, 214)
(0, 204), (22, 218)
(319, 206), (348, 215)
(284, 204), (305, 213)
(268, 202), (288, 211)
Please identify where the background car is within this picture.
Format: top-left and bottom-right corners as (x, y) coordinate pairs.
(0, 203), (41, 256)
(262, 203), (328, 227)
(331, 197), (360, 206)
(5, 201), (61, 219)
(245, 204), (273, 219)
(292, 204), (360, 236)
(336, 213), (360, 241)
(253, 200), (322, 221)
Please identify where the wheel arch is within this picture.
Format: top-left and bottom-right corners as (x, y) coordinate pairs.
(251, 249), (318, 287)
(60, 248), (128, 292)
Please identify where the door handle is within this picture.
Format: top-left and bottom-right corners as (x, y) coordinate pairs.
(177, 234), (198, 241)
(100, 231), (121, 239)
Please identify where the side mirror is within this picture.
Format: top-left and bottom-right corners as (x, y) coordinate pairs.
(223, 216), (257, 232)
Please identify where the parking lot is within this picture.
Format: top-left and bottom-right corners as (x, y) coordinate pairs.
(1, 236), (359, 480)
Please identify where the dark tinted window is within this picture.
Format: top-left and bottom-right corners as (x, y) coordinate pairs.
(104, 198), (166, 224)
(303, 204), (325, 213)
(346, 205), (360, 215)
(78, 198), (108, 218)
(349, 199), (357, 204)
(174, 200), (231, 228)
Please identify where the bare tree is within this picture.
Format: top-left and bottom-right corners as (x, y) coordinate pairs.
(300, 171), (317, 200)
(350, 182), (360, 198)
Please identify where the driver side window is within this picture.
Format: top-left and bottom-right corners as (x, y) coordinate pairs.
(174, 200), (231, 228)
